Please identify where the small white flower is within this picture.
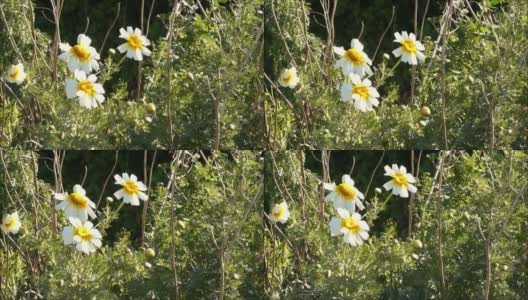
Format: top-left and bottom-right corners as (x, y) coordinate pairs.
(59, 34), (100, 73)
(65, 70), (105, 109)
(117, 27), (152, 61)
(62, 217), (102, 254)
(270, 201), (290, 223)
(383, 164), (417, 198)
(323, 174), (365, 212)
(333, 39), (373, 77)
(340, 73), (380, 112)
(277, 67), (300, 88)
(55, 184), (97, 221)
(5, 63), (27, 85)
(392, 31), (426, 65)
(329, 208), (369, 247)
(113, 173), (148, 206)
(1, 212), (22, 234)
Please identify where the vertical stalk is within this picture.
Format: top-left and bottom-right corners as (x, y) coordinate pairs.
(136, 0), (145, 102)
(169, 151), (182, 299)
(410, 0), (418, 104)
(440, 0), (454, 149)
(50, 0), (63, 82)
(320, 150), (331, 221)
(141, 150), (157, 247)
(436, 153), (447, 297)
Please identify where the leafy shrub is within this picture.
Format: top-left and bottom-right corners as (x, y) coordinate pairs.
(263, 150), (528, 298)
(0, 0), (263, 149)
(0, 150), (263, 299)
(264, 0), (528, 149)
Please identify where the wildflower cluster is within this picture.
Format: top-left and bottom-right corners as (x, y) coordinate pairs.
(52, 172), (148, 254)
(333, 32), (425, 112)
(267, 163), (417, 247)
(3, 27), (151, 110)
(274, 31), (426, 114)
(1, 172), (148, 256)
(322, 164), (417, 247)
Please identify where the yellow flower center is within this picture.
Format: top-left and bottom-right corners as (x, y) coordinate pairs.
(9, 67), (20, 80)
(71, 44), (92, 62)
(402, 39), (417, 54)
(4, 216), (15, 229)
(127, 35), (143, 50)
(353, 84), (370, 100)
(336, 183), (357, 201)
(344, 48), (365, 65)
(392, 172), (409, 187)
(77, 81), (96, 96)
(273, 206), (284, 220)
(123, 180), (139, 195)
(341, 217), (360, 234)
(281, 70), (294, 84)
(74, 226), (93, 241)
(68, 192), (88, 209)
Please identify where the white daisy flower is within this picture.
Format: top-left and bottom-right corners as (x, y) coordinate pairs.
(329, 208), (370, 247)
(383, 164), (418, 198)
(270, 201), (290, 223)
(55, 184), (97, 221)
(277, 67), (300, 89)
(59, 34), (100, 73)
(113, 173), (148, 206)
(117, 27), (152, 61)
(1, 212), (22, 234)
(340, 73), (380, 112)
(65, 70), (105, 109)
(5, 63), (27, 85)
(333, 39), (373, 77)
(323, 174), (365, 212)
(62, 217), (102, 254)
(392, 31), (426, 65)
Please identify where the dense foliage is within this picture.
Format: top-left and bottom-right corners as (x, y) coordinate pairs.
(0, 150), (263, 299)
(264, 0), (528, 149)
(263, 150), (528, 298)
(0, 0), (263, 149)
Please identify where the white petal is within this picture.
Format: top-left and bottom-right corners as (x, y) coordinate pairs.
(323, 183), (336, 191)
(333, 46), (345, 56)
(383, 181), (393, 191)
(351, 39), (364, 51)
(392, 48), (403, 58)
(342, 174), (354, 186)
(400, 187), (409, 198)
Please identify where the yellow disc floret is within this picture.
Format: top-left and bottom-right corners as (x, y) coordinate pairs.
(401, 39), (417, 54)
(9, 66), (20, 80)
(273, 206), (284, 220)
(127, 35), (143, 50)
(123, 180), (139, 195)
(71, 44), (92, 62)
(68, 192), (89, 209)
(74, 225), (93, 241)
(344, 48), (365, 65)
(341, 217), (360, 234)
(336, 183), (357, 201)
(392, 172), (409, 187)
(353, 84), (370, 100)
(4, 216), (15, 230)
(77, 81), (96, 96)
